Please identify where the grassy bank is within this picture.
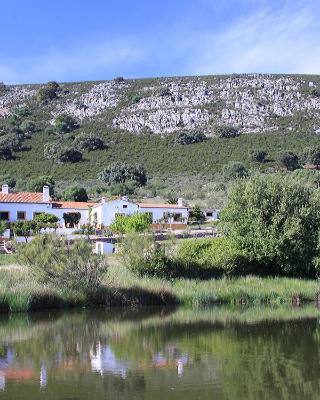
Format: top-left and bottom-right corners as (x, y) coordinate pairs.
(0, 258), (319, 312)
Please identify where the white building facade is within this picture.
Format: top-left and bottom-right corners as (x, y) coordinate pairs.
(0, 185), (189, 231)
(0, 185), (92, 227)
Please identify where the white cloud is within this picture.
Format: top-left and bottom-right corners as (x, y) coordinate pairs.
(184, 1), (320, 75)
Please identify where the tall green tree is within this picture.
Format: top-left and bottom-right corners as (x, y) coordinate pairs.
(303, 145), (320, 169)
(278, 151), (299, 171)
(221, 174), (320, 277)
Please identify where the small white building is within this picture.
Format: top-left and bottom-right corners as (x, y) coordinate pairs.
(202, 208), (220, 221)
(91, 196), (189, 229)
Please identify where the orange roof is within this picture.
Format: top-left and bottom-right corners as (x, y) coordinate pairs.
(0, 192), (45, 203)
(138, 203), (187, 209)
(52, 201), (96, 209)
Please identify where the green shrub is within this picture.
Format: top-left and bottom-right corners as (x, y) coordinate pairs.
(109, 180), (138, 196)
(175, 237), (246, 278)
(216, 126), (240, 138)
(310, 88), (320, 97)
(74, 132), (105, 151)
(98, 162), (147, 186)
(33, 213), (59, 224)
(120, 233), (172, 277)
(221, 174), (320, 277)
(37, 82), (59, 103)
(223, 161), (248, 180)
(175, 131), (206, 145)
(110, 213), (152, 234)
(27, 176), (55, 195)
(20, 120), (36, 136)
(278, 151), (299, 171)
(44, 143), (82, 163)
(55, 114), (79, 134)
(62, 186), (88, 202)
(18, 235), (107, 291)
(250, 149), (267, 163)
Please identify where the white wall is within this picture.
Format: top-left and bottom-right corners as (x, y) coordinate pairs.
(0, 202), (89, 226)
(94, 200), (139, 226)
(138, 206), (189, 224)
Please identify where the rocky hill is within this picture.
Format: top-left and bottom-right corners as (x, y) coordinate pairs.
(1, 74), (320, 136)
(1, 74), (320, 206)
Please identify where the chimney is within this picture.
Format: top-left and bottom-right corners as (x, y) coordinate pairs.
(122, 195), (128, 202)
(101, 197), (106, 204)
(1, 184), (9, 195)
(43, 186), (50, 202)
(177, 197), (184, 207)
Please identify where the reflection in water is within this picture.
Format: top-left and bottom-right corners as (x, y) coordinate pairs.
(0, 305), (319, 399)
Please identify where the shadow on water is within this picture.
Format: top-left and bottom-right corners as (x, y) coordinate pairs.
(0, 304), (319, 400)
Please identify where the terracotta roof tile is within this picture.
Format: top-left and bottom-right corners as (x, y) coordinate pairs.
(138, 203), (187, 209)
(51, 201), (96, 209)
(0, 192), (45, 203)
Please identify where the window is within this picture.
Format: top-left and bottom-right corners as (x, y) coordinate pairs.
(173, 213), (182, 222)
(206, 212), (213, 217)
(0, 212), (9, 221)
(17, 211), (26, 220)
(123, 204), (128, 209)
(33, 212), (42, 219)
(115, 213), (124, 218)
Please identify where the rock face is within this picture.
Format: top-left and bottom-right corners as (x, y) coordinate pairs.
(0, 86), (36, 117)
(2, 74), (320, 135)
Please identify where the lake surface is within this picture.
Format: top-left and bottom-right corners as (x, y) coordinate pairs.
(0, 305), (319, 399)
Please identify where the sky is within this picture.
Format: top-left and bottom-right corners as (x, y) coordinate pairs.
(1, 0), (320, 84)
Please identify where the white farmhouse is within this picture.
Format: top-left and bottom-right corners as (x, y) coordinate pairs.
(0, 185), (189, 231)
(90, 196), (188, 229)
(0, 184), (92, 228)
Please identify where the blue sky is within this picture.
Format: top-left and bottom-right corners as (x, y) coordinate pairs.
(1, 0), (320, 84)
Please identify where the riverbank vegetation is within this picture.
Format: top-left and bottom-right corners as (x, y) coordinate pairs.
(0, 262), (319, 312)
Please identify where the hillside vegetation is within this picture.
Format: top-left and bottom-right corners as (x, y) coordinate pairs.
(1, 74), (320, 205)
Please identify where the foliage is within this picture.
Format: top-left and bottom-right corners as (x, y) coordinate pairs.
(37, 82), (59, 103)
(98, 162), (147, 186)
(216, 126), (240, 138)
(27, 175), (55, 195)
(175, 131), (206, 145)
(74, 224), (95, 235)
(18, 234), (108, 291)
(55, 114), (79, 134)
(20, 119), (36, 135)
(110, 213), (152, 234)
(44, 143), (82, 163)
(0, 221), (6, 236)
(189, 205), (205, 222)
(114, 76), (125, 83)
(278, 151), (299, 171)
(120, 232), (173, 277)
(74, 132), (105, 151)
(33, 213), (59, 224)
(221, 174), (320, 278)
(0, 145), (13, 160)
(223, 161), (248, 180)
(11, 220), (40, 242)
(175, 237), (247, 278)
(250, 149), (267, 163)
(310, 88), (320, 97)
(108, 180), (138, 196)
(302, 145), (320, 169)
(59, 148), (82, 163)
(63, 212), (81, 227)
(62, 186), (88, 202)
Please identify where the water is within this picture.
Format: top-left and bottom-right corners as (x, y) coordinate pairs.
(0, 305), (319, 400)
